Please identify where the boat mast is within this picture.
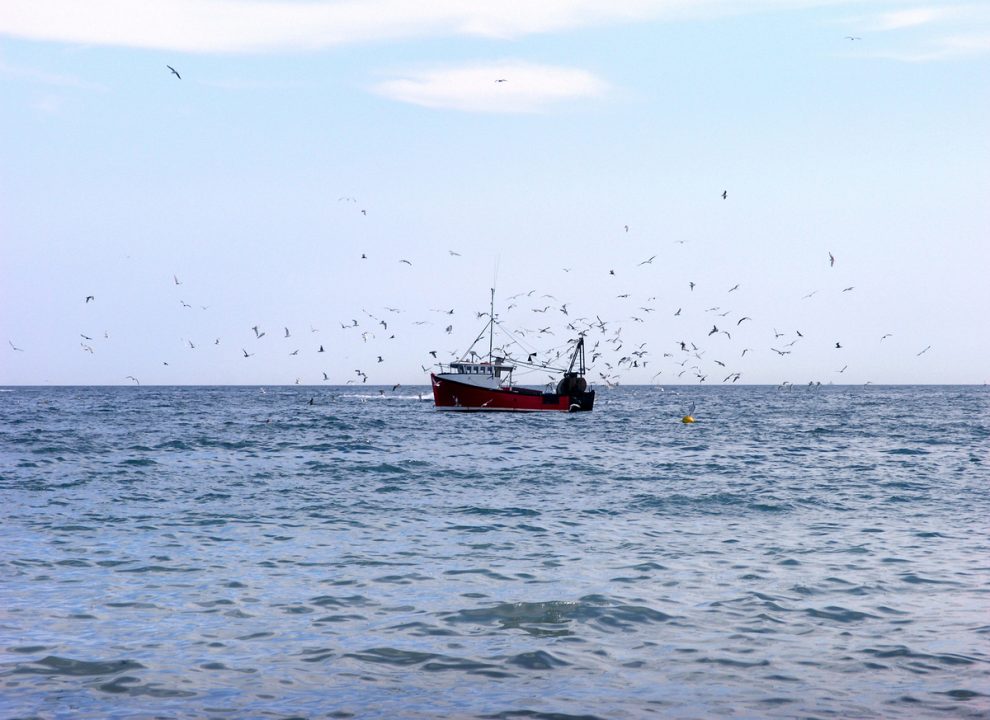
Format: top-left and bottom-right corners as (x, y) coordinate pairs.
(567, 336), (585, 375)
(488, 286), (495, 363)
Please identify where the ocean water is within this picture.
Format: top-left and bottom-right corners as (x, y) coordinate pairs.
(1, 384), (988, 720)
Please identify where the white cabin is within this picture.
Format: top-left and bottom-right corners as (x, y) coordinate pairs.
(437, 359), (515, 389)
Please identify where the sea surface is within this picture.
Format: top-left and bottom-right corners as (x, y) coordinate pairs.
(1, 385), (988, 719)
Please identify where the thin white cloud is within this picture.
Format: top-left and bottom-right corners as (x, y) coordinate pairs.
(0, 0), (876, 54)
(3, 1), (987, 67)
(869, 32), (990, 61)
(372, 62), (607, 113)
(841, 4), (990, 61)
(874, 7), (954, 31)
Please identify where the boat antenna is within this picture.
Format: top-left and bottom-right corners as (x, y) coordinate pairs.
(489, 257), (499, 363)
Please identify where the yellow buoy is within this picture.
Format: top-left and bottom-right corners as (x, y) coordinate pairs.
(681, 415), (695, 424)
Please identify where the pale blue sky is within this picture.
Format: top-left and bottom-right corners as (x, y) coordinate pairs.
(2, 1), (988, 386)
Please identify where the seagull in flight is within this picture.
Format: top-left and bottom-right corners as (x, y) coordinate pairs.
(126, 375), (140, 384)
(916, 345), (931, 356)
(638, 256), (656, 266)
(85, 295), (94, 303)
(167, 65), (181, 79)
(721, 190), (727, 199)
(829, 252), (835, 267)
(9, 340), (24, 352)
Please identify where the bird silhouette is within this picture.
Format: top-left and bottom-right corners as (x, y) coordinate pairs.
(166, 65), (181, 79)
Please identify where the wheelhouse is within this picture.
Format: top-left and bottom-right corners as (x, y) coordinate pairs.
(445, 359), (514, 379)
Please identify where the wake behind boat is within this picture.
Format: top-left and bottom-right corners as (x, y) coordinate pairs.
(430, 290), (594, 412)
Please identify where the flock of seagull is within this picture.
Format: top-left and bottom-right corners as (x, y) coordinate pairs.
(7, 51), (937, 390)
(9, 229), (933, 390)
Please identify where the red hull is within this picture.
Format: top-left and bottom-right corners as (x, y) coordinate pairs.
(431, 374), (594, 412)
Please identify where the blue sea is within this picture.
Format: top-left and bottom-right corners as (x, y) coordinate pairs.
(1, 385), (988, 719)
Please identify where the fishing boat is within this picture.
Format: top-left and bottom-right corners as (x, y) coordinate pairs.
(430, 290), (595, 412)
